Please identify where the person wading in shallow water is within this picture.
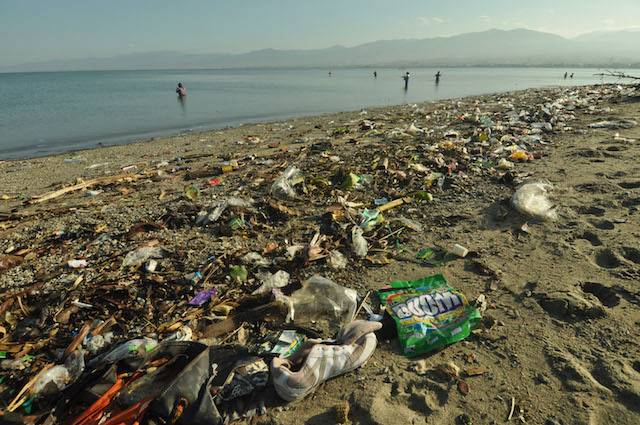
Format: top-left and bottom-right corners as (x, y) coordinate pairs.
(402, 72), (410, 90)
(176, 82), (187, 98)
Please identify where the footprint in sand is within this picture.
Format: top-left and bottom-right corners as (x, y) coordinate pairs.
(590, 219), (615, 230)
(619, 246), (640, 264)
(618, 181), (640, 189)
(581, 282), (621, 308)
(577, 231), (603, 246)
(595, 248), (622, 269)
(575, 206), (606, 216)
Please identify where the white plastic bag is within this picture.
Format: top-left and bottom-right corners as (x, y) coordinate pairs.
(511, 181), (558, 220)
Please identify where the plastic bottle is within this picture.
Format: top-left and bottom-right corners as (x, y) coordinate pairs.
(287, 275), (358, 331)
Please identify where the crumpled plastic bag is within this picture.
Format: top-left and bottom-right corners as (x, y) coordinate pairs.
(252, 270), (290, 294)
(122, 246), (169, 268)
(196, 197), (254, 225)
(270, 166), (302, 199)
(351, 226), (368, 258)
(511, 181), (558, 220)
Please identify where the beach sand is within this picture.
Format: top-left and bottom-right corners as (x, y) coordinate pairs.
(0, 84), (639, 424)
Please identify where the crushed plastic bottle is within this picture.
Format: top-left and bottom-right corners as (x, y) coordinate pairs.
(286, 275), (357, 332)
(87, 337), (157, 368)
(270, 166), (302, 199)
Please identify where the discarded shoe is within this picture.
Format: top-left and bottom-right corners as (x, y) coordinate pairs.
(271, 320), (381, 401)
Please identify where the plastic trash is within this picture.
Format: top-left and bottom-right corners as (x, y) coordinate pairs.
(377, 274), (481, 357)
(360, 208), (384, 232)
(511, 181), (558, 220)
(67, 259), (88, 269)
(196, 197), (255, 225)
(32, 351), (84, 396)
(271, 166), (302, 199)
(328, 250), (348, 270)
(351, 226), (368, 258)
(242, 252), (270, 268)
(229, 265), (248, 283)
(122, 246), (168, 268)
(497, 158), (514, 170)
(252, 270), (290, 294)
(287, 275), (358, 330)
(32, 365), (70, 396)
(164, 325), (193, 342)
(84, 332), (114, 355)
(1, 357), (32, 371)
(188, 289), (217, 306)
(450, 244), (469, 258)
(87, 337), (157, 368)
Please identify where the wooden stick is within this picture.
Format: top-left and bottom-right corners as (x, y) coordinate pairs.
(7, 363), (54, 412)
(64, 322), (91, 358)
(28, 173), (144, 205)
(378, 197), (412, 213)
(507, 396), (516, 421)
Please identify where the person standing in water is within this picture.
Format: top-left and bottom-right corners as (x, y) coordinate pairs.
(435, 70), (441, 84)
(373, 70), (377, 78)
(570, 73), (574, 78)
(564, 72), (568, 79)
(176, 82), (186, 97)
(402, 72), (410, 90)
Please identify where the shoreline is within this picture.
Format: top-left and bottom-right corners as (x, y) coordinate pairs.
(1, 83), (639, 424)
(0, 83), (597, 163)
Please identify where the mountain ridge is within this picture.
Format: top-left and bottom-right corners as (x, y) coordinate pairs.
(3, 28), (640, 73)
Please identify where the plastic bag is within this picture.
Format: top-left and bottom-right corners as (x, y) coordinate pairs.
(270, 166), (302, 199)
(511, 181), (558, 220)
(287, 275), (357, 331)
(351, 226), (368, 258)
(377, 274), (481, 357)
(32, 351), (84, 396)
(252, 270), (290, 294)
(122, 246), (168, 268)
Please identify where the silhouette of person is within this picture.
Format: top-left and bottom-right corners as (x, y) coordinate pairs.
(402, 72), (410, 90)
(435, 71), (441, 84)
(176, 82), (186, 98)
(328, 71), (332, 77)
(564, 72), (568, 79)
(570, 73), (574, 78)
(373, 71), (377, 78)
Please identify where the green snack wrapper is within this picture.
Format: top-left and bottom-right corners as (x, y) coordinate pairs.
(377, 274), (481, 357)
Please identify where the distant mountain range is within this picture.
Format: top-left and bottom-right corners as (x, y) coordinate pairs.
(4, 28), (640, 72)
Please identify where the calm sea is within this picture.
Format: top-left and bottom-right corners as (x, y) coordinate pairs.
(0, 67), (631, 159)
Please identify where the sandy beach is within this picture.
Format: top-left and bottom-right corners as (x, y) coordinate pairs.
(1, 84), (639, 424)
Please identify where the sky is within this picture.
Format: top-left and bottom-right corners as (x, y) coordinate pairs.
(1, 0), (640, 66)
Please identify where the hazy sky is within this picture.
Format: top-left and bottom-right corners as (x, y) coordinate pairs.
(2, 0), (639, 66)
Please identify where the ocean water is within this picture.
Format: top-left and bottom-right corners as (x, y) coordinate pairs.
(0, 67), (631, 159)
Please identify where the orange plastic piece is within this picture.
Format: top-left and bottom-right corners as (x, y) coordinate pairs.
(71, 378), (124, 425)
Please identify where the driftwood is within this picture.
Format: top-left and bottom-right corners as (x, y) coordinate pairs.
(594, 70), (640, 80)
(27, 173), (144, 205)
